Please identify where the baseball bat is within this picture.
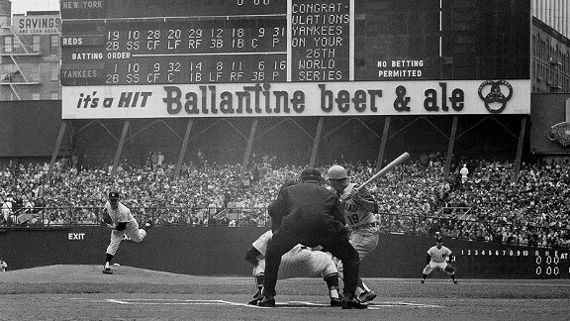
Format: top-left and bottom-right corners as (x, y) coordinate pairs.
(354, 152), (410, 192)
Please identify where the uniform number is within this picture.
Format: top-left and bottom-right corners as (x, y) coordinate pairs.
(347, 214), (359, 225)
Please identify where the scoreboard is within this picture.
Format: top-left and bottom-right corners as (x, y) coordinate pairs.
(60, 0), (532, 119)
(456, 247), (570, 279)
(61, 0), (350, 86)
(62, 17), (290, 84)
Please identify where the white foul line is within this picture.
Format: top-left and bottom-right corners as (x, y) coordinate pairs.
(98, 298), (442, 308)
(107, 299), (130, 304)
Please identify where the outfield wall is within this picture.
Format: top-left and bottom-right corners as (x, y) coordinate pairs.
(0, 226), (567, 279)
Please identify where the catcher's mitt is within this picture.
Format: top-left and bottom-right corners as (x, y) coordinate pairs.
(102, 210), (113, 225)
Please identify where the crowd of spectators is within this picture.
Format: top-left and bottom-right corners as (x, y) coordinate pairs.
(1, 152), (569, 249)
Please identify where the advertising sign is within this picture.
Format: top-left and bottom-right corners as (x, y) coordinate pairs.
(13, 14), (61, 34)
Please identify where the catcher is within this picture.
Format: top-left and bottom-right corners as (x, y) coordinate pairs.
(245, 230), (343, 307)
(421, 234), (457, 284)
(101, 191), (153, 274)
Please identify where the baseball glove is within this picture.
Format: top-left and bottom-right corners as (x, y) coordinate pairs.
(444, 263), (455, 273)
(102, 210), (113, 225)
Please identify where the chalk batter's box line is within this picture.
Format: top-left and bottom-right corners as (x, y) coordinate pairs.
(101, 298), (442, 309)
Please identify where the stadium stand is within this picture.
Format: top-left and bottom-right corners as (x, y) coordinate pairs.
(1, 154), (569, 248)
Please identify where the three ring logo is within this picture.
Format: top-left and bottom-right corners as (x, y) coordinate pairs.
(548, 122), (570, 147)
(477, 80), (513, 114)
(547, 98), (570, 148)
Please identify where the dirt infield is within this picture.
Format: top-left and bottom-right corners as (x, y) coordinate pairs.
(1, 265), (569, 320)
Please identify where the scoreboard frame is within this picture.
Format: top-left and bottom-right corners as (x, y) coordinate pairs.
(60, 0), (532, 119)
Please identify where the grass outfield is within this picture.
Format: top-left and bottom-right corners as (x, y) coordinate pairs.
(1, 265), (569, 320)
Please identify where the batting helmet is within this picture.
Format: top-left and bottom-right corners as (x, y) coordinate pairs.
(326, 165), (348, 180)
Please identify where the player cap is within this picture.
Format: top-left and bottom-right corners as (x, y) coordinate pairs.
(108, 191), (120, 199)
(326, 165), (348, 180)
(300, 168), (323, 181)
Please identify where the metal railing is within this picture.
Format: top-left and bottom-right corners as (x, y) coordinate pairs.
(435, 206), (474, 220)
(0, 45), (40, 55)
(0, 206), (269, 228)
(1, 206), (569, 249)
(377, 211), (570, 249)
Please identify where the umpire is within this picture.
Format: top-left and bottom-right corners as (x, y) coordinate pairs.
(259, 168), (366, 309)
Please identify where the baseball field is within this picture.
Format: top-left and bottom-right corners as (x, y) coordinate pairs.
(0, 265), (569, 320)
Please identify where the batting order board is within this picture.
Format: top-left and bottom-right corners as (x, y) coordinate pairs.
(60, 0), (532, 119)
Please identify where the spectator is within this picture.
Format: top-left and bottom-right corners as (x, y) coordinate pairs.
(145, 151), (153, 169)
(0, 258), (6, 272)
(2, 196), (13, 223)
(151, 152), (158, 169)
(460, 164), (469, 184)
(157, 152), (165, 167)
(72, 151), (79, 171)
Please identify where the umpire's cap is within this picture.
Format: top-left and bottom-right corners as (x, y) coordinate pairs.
(108, 191), (120, 199)
(300, 168), (323, 181)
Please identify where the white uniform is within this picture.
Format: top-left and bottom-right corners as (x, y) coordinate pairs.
(423, 245), (453, 275)
(252, 231), (337, 279)
(340, 183), (379, 260)
(104, 201), (147, 256)
(460, 165), (469, 183)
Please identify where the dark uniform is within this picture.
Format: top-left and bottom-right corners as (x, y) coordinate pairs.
(260, 168), (365, 309)
(267, 180), (297, 232)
